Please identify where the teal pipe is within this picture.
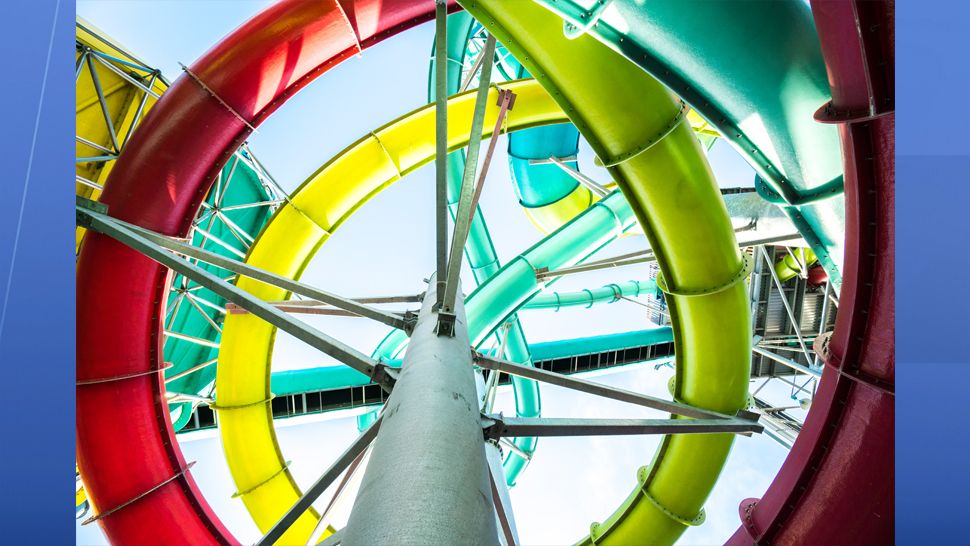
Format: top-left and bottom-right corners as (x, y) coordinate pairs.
(268, 327), (673, 396)
(525, 279), (657, 311)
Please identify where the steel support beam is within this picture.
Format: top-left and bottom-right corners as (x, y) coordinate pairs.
(76, 204), (388, 388)
(482, 416), (763, 438)
(88, 210), (410, 332)
(547, 156), (610, 197)
(752, 346), (821, 378)
(439, 35), (497, 333)
(343, 277), (499, 546)
(434, 0), (449, 309)
(474, 353), (747, 421)
(255, 418), (381, 546)
(538, 233), (803, 281)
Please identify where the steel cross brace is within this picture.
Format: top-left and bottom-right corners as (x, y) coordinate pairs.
(438, 35), (511, 336)
(535, 233), (803, 281)
(481, 415), (763, 439)
(473, 352), (758, 422)
(76, 201), (393, 391)
(255, 417), (382, 546)
(77, 200), (410, 334)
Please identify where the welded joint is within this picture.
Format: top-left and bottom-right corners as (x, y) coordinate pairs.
(402, 310), (419, 335)
(481, 413), (504, 441)
(370, 362), (400, 391)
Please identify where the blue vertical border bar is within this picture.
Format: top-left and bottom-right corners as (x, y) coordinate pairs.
(897, 1), (970, 544)
(0, 0), (73, 542)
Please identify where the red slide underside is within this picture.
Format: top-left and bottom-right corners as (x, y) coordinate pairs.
(75, 2), (456, 544)
(728, 1), (895, 544)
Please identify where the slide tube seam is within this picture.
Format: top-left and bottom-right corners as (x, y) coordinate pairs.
(231, 461), (293, 499)
(655, 252), (754, 297)
(81, 461), (197, 525)
(597, 101), (688, 168)
(76, 362), (173, 385)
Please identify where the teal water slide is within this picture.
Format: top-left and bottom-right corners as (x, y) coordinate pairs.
(534, 0), (845, 288)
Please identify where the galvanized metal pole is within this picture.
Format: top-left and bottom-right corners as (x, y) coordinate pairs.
(434, 0), (449, 310)
(342, 276), (499, 546)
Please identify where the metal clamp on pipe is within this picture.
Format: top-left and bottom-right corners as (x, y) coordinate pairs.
(656, 252), (753, 298)
(209, 395), (275, 411)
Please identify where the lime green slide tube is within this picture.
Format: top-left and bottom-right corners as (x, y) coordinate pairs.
(459, 1), (752, 544)
(534, 0), (845, 288)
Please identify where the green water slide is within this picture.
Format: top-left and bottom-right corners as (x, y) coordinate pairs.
(458, 1), (752, 544)
(534, 0), (845, 288)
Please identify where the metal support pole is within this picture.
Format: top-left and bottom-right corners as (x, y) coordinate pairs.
(255, 418), (381, 546)
(485, 444), (519, 546)
(439, 36), (497, 333)
(343, 277), (499, 546)
(434, 1), (449, 310)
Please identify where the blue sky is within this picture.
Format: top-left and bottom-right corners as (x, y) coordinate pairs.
(75, 2), (795, 545)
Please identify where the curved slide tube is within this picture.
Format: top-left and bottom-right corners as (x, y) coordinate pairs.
(727, 1), (895, 543)
(460, 2), (751, 545)
(536, 0), (846, 288)
(774, 247), (818, 282)
(215, 79), (568, 543)
(76, 2), (459, 544)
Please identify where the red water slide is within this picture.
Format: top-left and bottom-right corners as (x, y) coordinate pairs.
(728, 1), (895, 544)
(75, 2), (455, 544)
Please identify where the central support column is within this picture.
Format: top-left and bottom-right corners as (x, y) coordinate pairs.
(343, 276), (499, 546)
